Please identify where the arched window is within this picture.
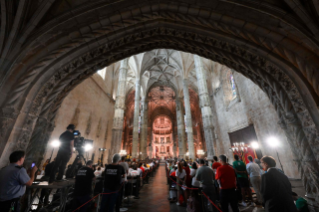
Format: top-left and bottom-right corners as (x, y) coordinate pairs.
(230, 74), (237, 99)
(222, 69), (240, 110)
(97, 67), (106, 80)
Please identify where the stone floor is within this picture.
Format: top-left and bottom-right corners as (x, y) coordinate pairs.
(126, 163), (267, 212)
(127, 163), (186, 212)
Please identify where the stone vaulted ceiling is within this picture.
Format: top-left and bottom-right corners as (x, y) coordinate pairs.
(148, 86), (176, 115)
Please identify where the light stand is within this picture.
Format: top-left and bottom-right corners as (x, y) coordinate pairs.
(267, 136), (285, 174)
(99, 148), (106, 166)
(276, 150), (284, 174)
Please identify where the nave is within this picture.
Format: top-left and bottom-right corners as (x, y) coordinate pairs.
(128, 162), (267, 212)
(129, 162), (186, 212)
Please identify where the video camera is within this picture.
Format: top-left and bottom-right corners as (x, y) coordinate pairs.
(73, 130), (94, 155)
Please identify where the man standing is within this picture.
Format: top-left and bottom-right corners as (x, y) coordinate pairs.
(260, 156), (297, 212)
(212, 156), (222, 172)
(232, 154), (253, 206)
(195, 159), (218, 212)
(100, 154), (125, 212)
(117, 156), (128, 212)
(0, 151), (38, 212)
(49, 124), (75, 183)
(73, 160), (95, 212)
(215, 155), (239, 212)
(246, 156), (262, 204)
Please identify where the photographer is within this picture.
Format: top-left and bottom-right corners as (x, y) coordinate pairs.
(0, 151), (38, 212)
(49, 124), (75, 184)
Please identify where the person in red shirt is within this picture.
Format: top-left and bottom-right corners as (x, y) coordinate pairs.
(182, 160), (192, 201)
(212, 156), (222, 171)
(215, 155), (239, 212)
(170, 170), (176, 177)
(139, 163), (145, 173)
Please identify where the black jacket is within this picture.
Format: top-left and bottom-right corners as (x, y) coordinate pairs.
(261, 168), (297, 212)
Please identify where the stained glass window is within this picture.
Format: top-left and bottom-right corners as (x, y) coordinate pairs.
(230, 74), (237, 99)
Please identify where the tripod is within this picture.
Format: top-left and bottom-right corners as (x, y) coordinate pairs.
(67, 148), (87, 178)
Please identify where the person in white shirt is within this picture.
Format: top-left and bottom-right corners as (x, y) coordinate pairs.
(94, 167), (103, 177)
(190, 162), (200, 188)
(254, 158), (265, 175)
(246, 156), (262, 204)
(129, 167), (140, 176)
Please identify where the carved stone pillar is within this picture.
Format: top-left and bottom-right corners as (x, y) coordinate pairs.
(25, 117), (55, 166)
(173, 125), (177, 158)
(182, 79), (196, 159)
(148, 130), (153, 158)
(194, 55), (216, 160)
(176, 98), (187, 159)
(140, 100), (148, 159)
(147, 127), (153, 158)
(132, 78), (141, 158)
(109, 58), (129, 163)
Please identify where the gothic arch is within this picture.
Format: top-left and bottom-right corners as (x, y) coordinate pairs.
(0, 0), (318, 200)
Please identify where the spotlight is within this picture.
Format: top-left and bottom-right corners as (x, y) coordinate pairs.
(267, 137), (279, 147)
(51, 140), (60, 148)
(84, 143), (93, 151)
(251, 141), (259, 149)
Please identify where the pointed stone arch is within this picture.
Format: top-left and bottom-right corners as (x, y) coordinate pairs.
(0, 1), (318, 200)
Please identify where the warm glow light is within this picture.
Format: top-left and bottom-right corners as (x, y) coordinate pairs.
(197, 150), (205, 155)
(51, 140), (60, 148)
(84, 143), (93, 151)
(267, 137), (279, 147)
(186, 152), (189, 156)
(251, 141), (259, 149)
(119, 150), (127, 155)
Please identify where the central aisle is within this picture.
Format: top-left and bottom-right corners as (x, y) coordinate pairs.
(129, 163), (187, 212)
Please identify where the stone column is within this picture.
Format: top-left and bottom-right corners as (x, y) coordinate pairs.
(140, 100), (148, 159)
(194, 55), (216, 160)
(148, 127), (152, 158)
(109, 58), (129, 162)
(172, 125), (177, 158)
(176, 98), (187, 159)
(182, 79), (196, 159)
(131, 78), (141, 158)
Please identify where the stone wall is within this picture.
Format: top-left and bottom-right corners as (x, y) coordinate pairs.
(42, 73), (115, 167)
(211, 66), (300, 179)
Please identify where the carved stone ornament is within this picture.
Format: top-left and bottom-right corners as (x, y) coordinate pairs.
(104, 121), (109, 142)
(71, 104), (81, 128)
(85, 112), (92, 136)
(96, 118), (102, 138)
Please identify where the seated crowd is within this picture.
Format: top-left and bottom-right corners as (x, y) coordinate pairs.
(166, 154), (309, 212)
(0, 151), (158, 212)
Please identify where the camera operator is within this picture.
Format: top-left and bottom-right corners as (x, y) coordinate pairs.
(49, 124), (75, 184)
(73, 160), (95, 212)
(0, 151), (38, 212)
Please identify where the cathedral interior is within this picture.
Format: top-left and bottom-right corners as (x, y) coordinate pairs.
(0, 0), (319, 211)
